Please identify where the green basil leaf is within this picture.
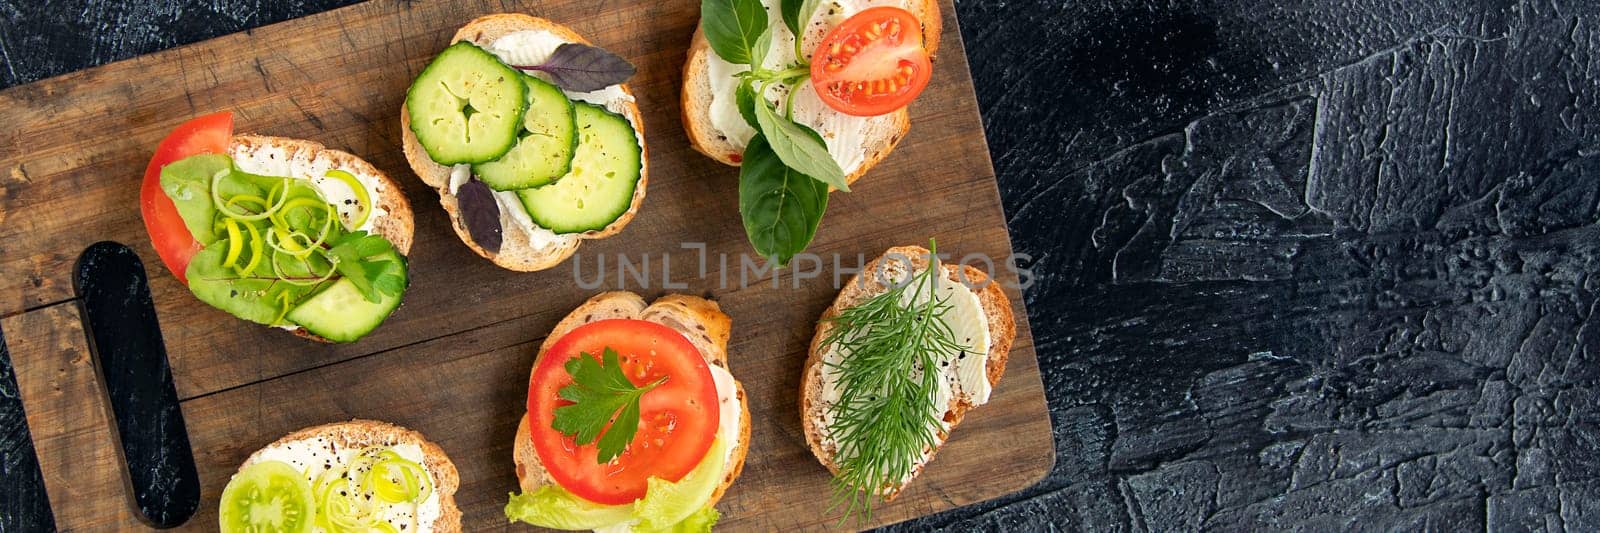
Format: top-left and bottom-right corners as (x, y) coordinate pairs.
(736, 81), (761, 129)
(700, 0), (768, 65)
(739, 134), (829, 266)
(752, 98), (850, 191)
(750, 25), (774, 69)
(780, 0), (825, 42)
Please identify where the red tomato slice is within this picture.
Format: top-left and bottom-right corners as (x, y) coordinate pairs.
(810, 6), (934, 117)
(140, 112), (234, 284)
(527, 319), (721, 505)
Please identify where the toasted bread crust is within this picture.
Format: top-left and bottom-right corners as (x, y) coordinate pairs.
(680, 0), (941, 185)
(800, 245), (1015, 500)
(400, 14), (648, 272)
(224, 134), (415, 344)
(239, 419), (462, 532)
(513, 292), (751, 513)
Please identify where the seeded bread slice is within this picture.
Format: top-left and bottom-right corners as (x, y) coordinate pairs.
(513, 292), (751, 510)
(800, 245), (1014, 500)
(236, 419), (461, 532)
(401, 14), (648, 272)
(680, 0), (941, 185)
(224, 134), (415, 344)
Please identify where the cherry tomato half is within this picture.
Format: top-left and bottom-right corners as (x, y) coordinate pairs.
(140, 112), (233, 283)
(810, 7), (934, 117)
(527, 319), (721, 505)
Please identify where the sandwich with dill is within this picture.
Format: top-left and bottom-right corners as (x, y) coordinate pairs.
(506, 292), (750, 531)
(402, 14), (646, 272)
(684, 0), (941, 264)
(802, 241), (1015, 520)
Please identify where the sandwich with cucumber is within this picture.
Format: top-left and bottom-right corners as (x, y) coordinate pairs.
(402, 14), (647, 272)
(139, 112), (414, 343)
(683, 0), (941, 264)
(218, 420), (461, 532)
(802, 242), (1014, 521)
(505, 292), (749, 532)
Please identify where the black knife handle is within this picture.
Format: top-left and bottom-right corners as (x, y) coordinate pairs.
(0, 323), (57, 533)
(73, 242), (199, 529)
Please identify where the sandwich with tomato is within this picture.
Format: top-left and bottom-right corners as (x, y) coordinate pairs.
(219, 420), (461, 532)
(802, 242), (1015, 521)
(683, 0), (940, 264)
(401, 14), (647, 272)
(505, 292), (749, 531)
(140, 112), (414, 343)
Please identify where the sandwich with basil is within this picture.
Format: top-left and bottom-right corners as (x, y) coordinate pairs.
(683, 0), (942, 264)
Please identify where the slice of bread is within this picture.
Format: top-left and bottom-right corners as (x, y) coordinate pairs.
(235, 419), (462, 532)
(680, 0), (942, 185)
(401, 14), (649, 272)
(800, 245), (1015, 500)
(226, 134), (415, 343)
(513, 292), (751, 511)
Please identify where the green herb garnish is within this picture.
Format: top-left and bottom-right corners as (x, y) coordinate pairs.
(552, 348), (668, 464)
(819, 240), (962, 523)
(326, 230), (407, 302)
(701, 0), (846, 266)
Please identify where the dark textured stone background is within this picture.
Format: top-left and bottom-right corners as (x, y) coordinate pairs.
(5, 0), (1600, 530)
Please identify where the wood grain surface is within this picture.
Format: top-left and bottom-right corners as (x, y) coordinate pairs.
(0, 0), (1051, 530)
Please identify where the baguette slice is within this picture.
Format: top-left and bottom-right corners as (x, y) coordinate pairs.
(680, 0), (942, 185)
(401, 14), (649, 272)
(234, 419), (461, 532)
(801, 245), (1015, 500)
(513, 292), (751, 512)
(226, 134), (415, 343)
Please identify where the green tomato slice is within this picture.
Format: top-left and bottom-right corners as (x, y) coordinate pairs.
(219, 460), (314, 533)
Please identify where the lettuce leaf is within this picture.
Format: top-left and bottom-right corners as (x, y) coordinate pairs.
(651, 506), (719, 533)
(506, 438), (730, 531)
(504, 486), (635, 530)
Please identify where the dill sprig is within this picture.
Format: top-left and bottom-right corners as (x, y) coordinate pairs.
(820, 241), (964, 523)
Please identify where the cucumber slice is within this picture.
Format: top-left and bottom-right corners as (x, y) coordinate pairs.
(473, 75), (578, 190)
(286, 254), (408, 343)
(406, 42), (528, 165)
(516, 103), (642, 234)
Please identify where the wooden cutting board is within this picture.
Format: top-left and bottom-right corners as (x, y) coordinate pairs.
(0, 0), (1051, 530)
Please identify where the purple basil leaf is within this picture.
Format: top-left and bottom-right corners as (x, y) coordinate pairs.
(456, 177), (503, 254)
(514, 43), (636, 93)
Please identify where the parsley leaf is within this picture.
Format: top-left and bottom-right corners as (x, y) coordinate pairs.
(552, 348), (668, 463)
(326, 230), (406, 303)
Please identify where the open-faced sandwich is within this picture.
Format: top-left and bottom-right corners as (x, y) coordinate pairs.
(506, 292), (749, 531)
(139, 112), (413, 343)
(218, 420), (460, 532)
(402, 14), (646, 272)
(684, 1), (941, 264)
(803, 242), (1014, 520)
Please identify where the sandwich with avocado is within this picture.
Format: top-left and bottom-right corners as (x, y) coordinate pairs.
(506, 292), (750, 531)
(139, 112), (414, 343)
(402, 14), (647, 272)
